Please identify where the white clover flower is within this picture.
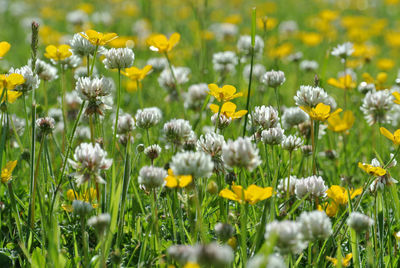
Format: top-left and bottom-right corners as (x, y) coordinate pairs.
(135, 107), (162, 129)
(282, 107), (308, 129)
(299, 60), (319, 72)
(70, 33), (97, 57)
(163, 119), (193, 145)
(76, 126), (91, 140)
(214, 223), (235, 241)
(211, 113), (232, 130)
(68, 142), (112, 186)
(87, 213), (110, 236)
(358, 81), (375, 94)
(197, 132), (225, 158)
(9, 65), (40, 92)
(195, 243), (234, 267)
(222, 137), (261, 171)
(331, 42), (354, 58)
(170, 151), (214, 178)
(295, 175), (328, 199)
(116, 113), (135, 134)
(158, 66), (190, 89)
(261, 126), (284, 145)
(265, 220), (307, 254)
(29, 59), (58, 81)
(144, 144), (162, 161)
(287, 52), (303, 62)
(243, 64), (266, 82)
(299, 211), (332, 241)
(168, 245), (198, 265)
(65, 90), (83, 106)
(66, 10), (88, 26)
(294, 85), (331, 108)
(61, 54), (82, 69)
(278, 20), (298, 35)
(184, 83), (209, 110)
(262, 70), (286, 88)
(146, 57), (168, 72)
(74, 66), (97, 80)
(138, 166), (167, 189)
(251, 105), (279, 130)
(75, 76), (112, 100)
(103, 48), (134, 69)
(36, 117), (55, 134)
(361, 90), (393, 125)
(277, 176), (299, 197)
(91, 11), (113, 26)
(282, 135), (303, 152)
(212, 51), (238, 74)
(237, 35), (264, 57)
(247, 254), (286, 268)
(210, 23), (238, 41)
(347, 212), (374, 233)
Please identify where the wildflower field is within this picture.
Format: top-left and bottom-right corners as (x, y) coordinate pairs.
(3, 0), (400, 267)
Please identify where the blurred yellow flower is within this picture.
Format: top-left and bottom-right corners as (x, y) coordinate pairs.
(300, 103), (342, 122)
(0, 41), (11, 58)
(147, 33), (180, 53)
(80, 29), (118, 46)
(165, 169), (192, 188)
(44, 44), (72, 61)
(327, 111), (355, 132)
(219, 184), (273, 205)
(268, 43), (293, 59)
(224, 14), (242, 24)
(353, 43), (377, 61)
(319, 186), (361, 217)
(380, 127), (400, 145)
(109, 36), (136, 48)
(299, 32), (323, 46)
(326, 253), (353, 267)
(327, 74), (356, 90)
(362, 72), (388, 90)
(184, 262), (200, 268)
(1, 160), (17, 184)
(257, 17), (278, 31)
(393, 92), (400, 105)
(358, 162), (386, 177)
(210, 102), (247, 119)
(208, 84), (243, 102)
(122, 65), (152, 82)
(377, 58), (395, 71)
(62, 188), (98, 212)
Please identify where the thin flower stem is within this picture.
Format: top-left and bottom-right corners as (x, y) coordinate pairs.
(164, 52), (182, 102)
(242, 46), (255, 137)
(90, 45), (99, 77)
(28, 134), (45, 228)
(214, 102), (223, 132)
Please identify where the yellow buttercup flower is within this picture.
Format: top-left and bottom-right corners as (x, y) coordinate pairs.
(80, 29), (118, 46)
(165, 169), (192, 188)
(327, 111), (355, 132)
(0, 73), (25, 90)
(392, 92), (400, 105)
(1, 160), (17, 184)
(327, 74), (356, 90)
(380, 127), (400, 145)
(183, 262), (200, 268)
(208, 84), (243, 102)
(326, 253), (353, 267)
(108, 36), (136, 48)
(44, 44), (72, 61)
(0, 41), (11, 58)
(0, 74), (24, 104)
(300, 103), (342, 122)
(210, 102), (247, 119)
(147, 33), (180, 53)
(319, 186), (362, 217)
(358, 162), (386, 177)
(219, 184), (273, 205)
(299, 32), (323, 46)
(122, 65), (152, 82)
(62, 188), (98, 212)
